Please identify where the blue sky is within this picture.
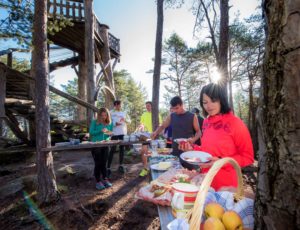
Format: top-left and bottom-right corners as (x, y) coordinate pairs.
(0, 0), (260, 102)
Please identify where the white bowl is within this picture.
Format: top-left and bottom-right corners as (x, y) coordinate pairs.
(180, 151), (212, 164)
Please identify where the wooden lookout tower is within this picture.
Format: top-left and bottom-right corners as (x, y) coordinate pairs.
(47, 0), (121, 120)
(0, 0), (121, 146)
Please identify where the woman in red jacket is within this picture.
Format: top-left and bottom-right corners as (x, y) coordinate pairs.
(180, 83), (254, 190)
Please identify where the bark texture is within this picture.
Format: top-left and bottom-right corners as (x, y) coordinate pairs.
(218, 0), (229, 88)
(152, 0), (164, 131)
(32, 0), (59, 203)
(256, 0), (300, 228)
(84, 0), (95, 124)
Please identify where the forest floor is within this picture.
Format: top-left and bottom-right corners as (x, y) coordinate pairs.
(0, 148), (257, 230)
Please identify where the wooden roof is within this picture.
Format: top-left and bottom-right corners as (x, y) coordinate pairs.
(48, 21), (120, 59)
(47, 0), (120, 59)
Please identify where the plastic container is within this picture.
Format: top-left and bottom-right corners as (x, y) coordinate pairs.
(129, 134), (137, 142)
(171, 183), (199, 218)
(123, 135), (130, 142)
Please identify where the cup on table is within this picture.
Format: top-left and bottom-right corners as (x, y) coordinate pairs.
(158, 140), (166, 149)
(150, 140), (158, 156)
(129, 134), (137, 142)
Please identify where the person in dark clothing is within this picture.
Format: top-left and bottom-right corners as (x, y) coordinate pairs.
(191, 107), (204, 145)
(151, 96), (201, 157)
(163, 108), (173, 148)
(164, 125), (173, 148)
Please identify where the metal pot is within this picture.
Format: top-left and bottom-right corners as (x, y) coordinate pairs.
(179, 157), (200, 171)
(179, 151), (212, 171)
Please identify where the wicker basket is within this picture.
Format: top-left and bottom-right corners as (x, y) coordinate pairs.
(185, 157), (244, 230)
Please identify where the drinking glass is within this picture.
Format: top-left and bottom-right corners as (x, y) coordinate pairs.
(158, 140), (166, 149)
(150, 140), (158, 156)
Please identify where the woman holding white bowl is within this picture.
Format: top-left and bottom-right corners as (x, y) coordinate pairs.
(179, 83), (254, 191)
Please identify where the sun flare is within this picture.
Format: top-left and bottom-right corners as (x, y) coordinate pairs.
(210, 67), (222, 83)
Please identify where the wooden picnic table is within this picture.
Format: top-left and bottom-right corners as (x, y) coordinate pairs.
(42, 140), (150, 152)
(150, 158), (175, 230)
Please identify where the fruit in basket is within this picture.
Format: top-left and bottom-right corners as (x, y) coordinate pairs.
(204, 202), (225, 220)
(203, 217), (225, 230)
(222, 211), (243, 230)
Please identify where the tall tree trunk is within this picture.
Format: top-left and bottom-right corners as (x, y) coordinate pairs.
(228, 43), (234, 111)
(152, 0), (164, 131)
(84, 0), (95, 125)
(255, 0), (300, 228)
(0, 119), (2, 137)
(32, 0), (59, 203)
(228, 79), (234, 112)
(248, 76), (253, 127)
(248, 76), (258, 153)
(218, 0), (229, 91)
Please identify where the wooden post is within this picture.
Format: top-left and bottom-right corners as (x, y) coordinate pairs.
(29, 119), (36, 144)
(59, 0), (63, 15)
(0, 66), (6, 118)
(0, 119), (2, 137)
(99, 24), (115, 109)
(72, 2), (76, 20)
(84, 0), (96, 125)
(7, 52), (12, 68)
(53, 0), (57, 19)
(66, 1), (70, 18)
(77, 56), (87, 121)
(78, 2), (83, 20)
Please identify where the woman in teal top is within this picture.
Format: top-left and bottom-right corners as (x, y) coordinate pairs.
(89, 107), (113, 190)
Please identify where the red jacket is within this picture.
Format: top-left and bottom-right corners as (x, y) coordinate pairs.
(194, 112), (254, 190)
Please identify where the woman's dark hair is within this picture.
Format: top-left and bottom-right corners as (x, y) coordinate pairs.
(170, 96), (183, 107)
(113, 100), (121, 106)
(199, 83), (231, 117)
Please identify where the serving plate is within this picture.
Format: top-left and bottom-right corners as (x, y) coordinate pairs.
(180, 151), (212, 164)
(150, 161), (173, 171)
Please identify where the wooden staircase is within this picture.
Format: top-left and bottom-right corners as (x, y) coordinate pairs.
(0, 55), (94, 146)
(4, 98), (88, 146)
